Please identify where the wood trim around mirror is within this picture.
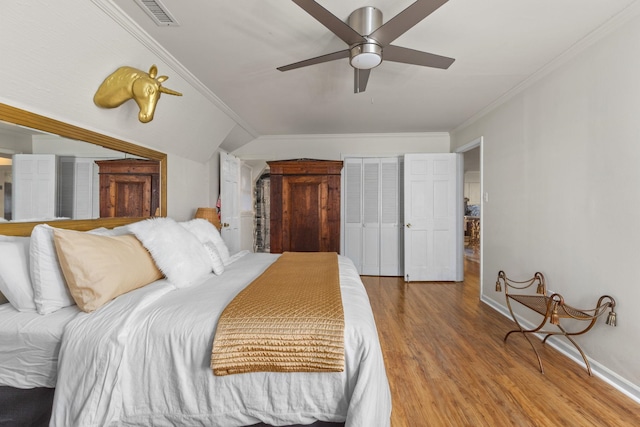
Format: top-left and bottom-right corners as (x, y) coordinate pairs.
(0, 102), (167, 236)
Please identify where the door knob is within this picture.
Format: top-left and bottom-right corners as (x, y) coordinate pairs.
(406, 223), (412, 228)
(223, 222), (230, 227)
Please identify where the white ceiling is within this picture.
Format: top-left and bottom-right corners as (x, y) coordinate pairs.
(110, 0), (637, 139)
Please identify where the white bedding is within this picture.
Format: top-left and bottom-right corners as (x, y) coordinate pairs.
(51, 253), (391, 427)
(0, 303), (79, 388)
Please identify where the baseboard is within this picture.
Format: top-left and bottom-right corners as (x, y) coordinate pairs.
(480, 295), (640, 404)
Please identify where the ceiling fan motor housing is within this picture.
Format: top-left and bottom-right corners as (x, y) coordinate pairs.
(348, 6), (382, 69)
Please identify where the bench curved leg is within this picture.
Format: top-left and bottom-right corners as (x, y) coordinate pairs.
(543, 324), (593, 375)
(505, 330), (544, 374)
(503, 296), (549, 374)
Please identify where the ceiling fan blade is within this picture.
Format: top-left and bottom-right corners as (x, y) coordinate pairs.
(354, 68), (371, 94)
(383, 45), (455, 69)
(277, 49), (350, 72)
(292, 0), (366, 45)
(369, 0), (449, 46)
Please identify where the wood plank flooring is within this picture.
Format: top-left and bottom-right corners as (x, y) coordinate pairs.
(362, 259), (640, 426)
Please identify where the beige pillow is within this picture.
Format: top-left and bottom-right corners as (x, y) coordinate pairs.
(53, 228), (163, 313)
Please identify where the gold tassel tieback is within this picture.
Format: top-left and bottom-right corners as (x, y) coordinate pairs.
(606, 310), (617, 327)
(550, 302), (560, 325)
(495, 279), (502, 292)
(536, 282), (545, 295)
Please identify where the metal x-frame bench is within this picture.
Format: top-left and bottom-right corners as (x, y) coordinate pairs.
(495, 270), (617, 375)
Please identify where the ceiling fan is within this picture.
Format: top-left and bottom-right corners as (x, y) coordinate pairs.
(277, 0), (455, 93)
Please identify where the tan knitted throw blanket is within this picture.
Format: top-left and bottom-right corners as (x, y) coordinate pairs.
(211, 252), (345, 376)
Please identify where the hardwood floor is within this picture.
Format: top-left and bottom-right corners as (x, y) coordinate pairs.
(362, 259), (640, 427)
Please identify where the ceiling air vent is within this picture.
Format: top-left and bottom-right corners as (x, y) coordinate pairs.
(134, 0), (179, 26)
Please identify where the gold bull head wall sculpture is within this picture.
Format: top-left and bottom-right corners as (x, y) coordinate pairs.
(94, 65), (182, 123)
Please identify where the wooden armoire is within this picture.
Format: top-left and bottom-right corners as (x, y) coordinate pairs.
(96, 159), (160, 218)
(268, 159), (343, 253)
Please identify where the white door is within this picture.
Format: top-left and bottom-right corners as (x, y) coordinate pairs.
(12, 154), (57, 220)
(380, 157), (403, 276)
(342, 157), (404, 276)
(404, 153), (460, 281)
(220, 151), (241, 254)
(58, 157), (100, 219)
(343, 159), (363, 271)
(361, 159), (380, 275)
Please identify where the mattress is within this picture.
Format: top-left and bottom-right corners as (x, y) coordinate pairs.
(0, 303), (79, 388)
(51, 253), (391, 427)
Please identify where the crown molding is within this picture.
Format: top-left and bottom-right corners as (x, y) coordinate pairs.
(256, 131), (450, 141)
(91, 0), (259, 139)
(452, 1), (640, 134)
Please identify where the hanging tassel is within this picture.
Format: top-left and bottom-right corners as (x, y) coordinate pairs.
(550, 302), (560, 325)
(536, 281), (545, 295)
(495, 279), (502, 292)
(606, 310), (617, 327)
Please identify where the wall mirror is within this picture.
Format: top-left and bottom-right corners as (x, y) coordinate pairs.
(0, 103), (167, 236)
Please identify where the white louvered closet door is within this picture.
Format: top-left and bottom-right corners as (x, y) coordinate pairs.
(343, 159), (363, 271)
(342, 157), (403, 276)
(380, 158), (403, 276)
(361, 159), (380, 275)
(12, 154), (57, 221)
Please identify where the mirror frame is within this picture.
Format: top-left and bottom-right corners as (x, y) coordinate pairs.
(0, 102), (167, 236)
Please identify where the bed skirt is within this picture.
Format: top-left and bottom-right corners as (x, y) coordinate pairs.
(0, 386), (344, 427)
(0, 386), (54, 427)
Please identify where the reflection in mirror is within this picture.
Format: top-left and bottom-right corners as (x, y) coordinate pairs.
(0, 103), (167, 236)
(0, 122), (146, 222)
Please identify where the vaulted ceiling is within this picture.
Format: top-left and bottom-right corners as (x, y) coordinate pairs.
(109, 0), (637, 140)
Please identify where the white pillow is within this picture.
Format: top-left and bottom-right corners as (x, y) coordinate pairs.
(128, 217), (212, 288)
(203, 241), (224, 275)
(88, 224), (132, 236)
(30, 225), (75, 314)
(180, 219), (230, 265)
(0, 236), (22, 306)
(225, 249), (250, 266)
(0, 238), (37, 312)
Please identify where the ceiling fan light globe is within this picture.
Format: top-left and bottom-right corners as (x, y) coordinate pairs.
(350, 43), (382, 70)
(351, 52), (381, 69)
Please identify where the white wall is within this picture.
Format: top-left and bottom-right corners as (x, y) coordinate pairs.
(0, 0), (238, 218)
(232, 132), (450, 161)
(451, 11), (640, 399)
(166, 154), (211, 221)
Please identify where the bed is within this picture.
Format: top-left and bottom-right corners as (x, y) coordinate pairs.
(0, 218), (391, 427)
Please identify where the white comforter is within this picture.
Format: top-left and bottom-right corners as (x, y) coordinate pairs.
(0, 304), (79, 388)
(50, 253), (391, 427)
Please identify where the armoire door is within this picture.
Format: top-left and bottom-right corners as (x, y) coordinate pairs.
(269, 159), (342, 254)
(282, 175), (326, 252)
(102, 174), (152, 217)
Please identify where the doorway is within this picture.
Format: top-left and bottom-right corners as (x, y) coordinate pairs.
(456, 137), (483, 287)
